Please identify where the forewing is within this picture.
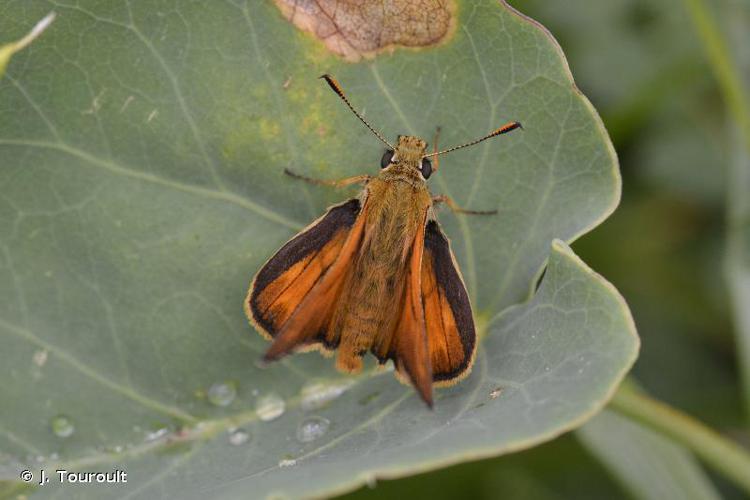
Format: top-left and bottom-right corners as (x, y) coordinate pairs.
(421, 220), (477, 385)
(246, 198), (361, 346)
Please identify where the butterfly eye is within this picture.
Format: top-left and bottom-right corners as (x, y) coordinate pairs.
(420, 158), (433, 179)
(380, 150), (394, 168)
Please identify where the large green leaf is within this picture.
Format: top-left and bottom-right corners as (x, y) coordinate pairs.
(0, 1), (637, 498)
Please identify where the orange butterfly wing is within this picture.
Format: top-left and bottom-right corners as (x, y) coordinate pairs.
(246, 198), (366, 358)
(422, 220), (477, 385)
(375, 217), (477, 406)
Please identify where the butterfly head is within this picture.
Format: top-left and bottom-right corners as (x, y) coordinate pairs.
(381, 136), (433, 180)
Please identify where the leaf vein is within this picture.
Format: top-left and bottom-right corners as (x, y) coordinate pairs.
(0, 317), (197, 423)
(0, 139), (303, 230)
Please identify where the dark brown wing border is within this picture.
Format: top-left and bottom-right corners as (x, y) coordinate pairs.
(246, 198), (361, 344)
(423, 219), (477, 383)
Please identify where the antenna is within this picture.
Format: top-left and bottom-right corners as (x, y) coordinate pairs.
(320, 74), (394, 150)
(422, 121), (523, 159)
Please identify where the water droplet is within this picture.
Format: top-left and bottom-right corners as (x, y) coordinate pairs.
(33, 349), (48, 367)
(300, 380), (352, 411)
(191, 422), (208, 434)
(208, 381), (237, 407)
(255, 393), (285, 421)
(145, 427), (170, 442)
(278, 458), (297, 467)
(51, 415), (74, 438)
(296, 416), (330, 443)
(228, 428), (251, 446)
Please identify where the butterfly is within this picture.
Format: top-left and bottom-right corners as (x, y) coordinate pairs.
(246, 75), (521, 406)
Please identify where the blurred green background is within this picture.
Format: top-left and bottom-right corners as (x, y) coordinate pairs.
(340, 0), (748, 498)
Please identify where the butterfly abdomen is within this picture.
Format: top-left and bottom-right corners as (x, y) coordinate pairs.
(333, 180), (429, 372)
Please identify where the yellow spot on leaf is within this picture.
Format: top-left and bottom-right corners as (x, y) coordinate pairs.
(259, 118), (281, 140)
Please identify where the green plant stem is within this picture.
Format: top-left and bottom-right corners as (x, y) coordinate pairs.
(609, 383), (750, 495)
(682, 0), (750, 150)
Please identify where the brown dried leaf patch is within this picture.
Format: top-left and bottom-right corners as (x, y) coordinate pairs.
(274, 0), (456, 61)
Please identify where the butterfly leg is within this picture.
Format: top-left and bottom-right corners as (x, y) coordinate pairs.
(432, 195), (497, 215)
(284, 168), (371, 188)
